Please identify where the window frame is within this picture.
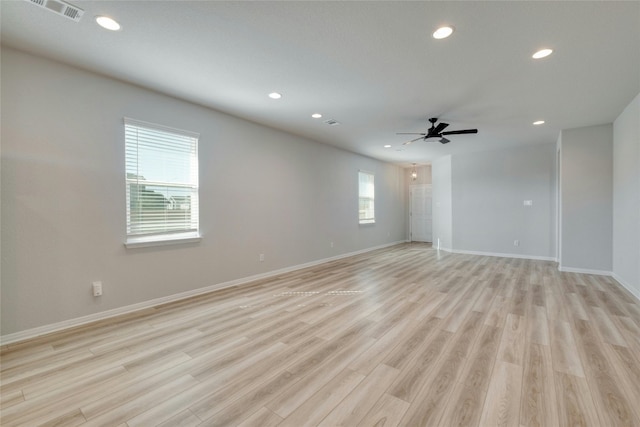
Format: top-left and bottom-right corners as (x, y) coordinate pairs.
(358, 170), (375, 225)
(124, 117), (201, 248)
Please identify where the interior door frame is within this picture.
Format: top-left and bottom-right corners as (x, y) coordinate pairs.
(409, 183), (433, 243)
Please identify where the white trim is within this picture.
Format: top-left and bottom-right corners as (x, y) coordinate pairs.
(611, 273), (640, 302)
(0, 241), (404, 346)
(409, 183), (432, 243)
(452, 249), (556, 262)
(123, 117), (200, 139)
(558, 265), (612, 276)
(557, 142), (562, 267)
(125, 233), (201, 249)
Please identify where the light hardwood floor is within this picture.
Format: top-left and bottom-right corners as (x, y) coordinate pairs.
(2, 243), (640, 426)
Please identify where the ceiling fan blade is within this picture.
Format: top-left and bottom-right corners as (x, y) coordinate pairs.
(396, 132), (427, 135)
(433, 122), (449, 134)
(441, 129), (478, 135)
(403, 136), (426, 145)
(440, 137), (450, 144)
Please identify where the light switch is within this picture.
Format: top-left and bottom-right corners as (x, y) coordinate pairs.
(523, 200), (533, 206)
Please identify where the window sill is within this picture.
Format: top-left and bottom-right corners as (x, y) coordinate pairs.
(125, 232), (201, 249)
(359, 220), (376, 225)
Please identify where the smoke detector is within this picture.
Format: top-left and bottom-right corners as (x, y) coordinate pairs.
(25, 0), (84, 22)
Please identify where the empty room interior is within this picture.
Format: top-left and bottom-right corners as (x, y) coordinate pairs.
(1, 1), (640, 426)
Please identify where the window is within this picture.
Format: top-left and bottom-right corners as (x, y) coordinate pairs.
(125, 118), (200, 247)
(358, 170), (375, 224)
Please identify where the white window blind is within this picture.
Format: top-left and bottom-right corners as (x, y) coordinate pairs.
(358, 170), (375, 224)
(125, 118), (199, 243)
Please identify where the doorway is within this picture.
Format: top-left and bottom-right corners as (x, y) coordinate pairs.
(410, 184), (432, 242)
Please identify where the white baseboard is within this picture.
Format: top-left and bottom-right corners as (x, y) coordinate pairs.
(451, 249), (556, 262)
(611, 273), (640, 302)
(1, 241), (404, 346)
(558, 266), (612, 276)
(555, 269), (640, 303)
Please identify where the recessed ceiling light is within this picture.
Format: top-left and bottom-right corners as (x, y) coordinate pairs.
(268, 92), (282, 99)
(532, 48), (553, 59)
(533, 120), (545, 125)
(95, 16), (121, 31)
(384, 145), (392, 148)
(433, 26), (454, 39)
(311, 113), (322, 119)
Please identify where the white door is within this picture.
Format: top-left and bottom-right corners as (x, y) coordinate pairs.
(410, 184), (432, 242)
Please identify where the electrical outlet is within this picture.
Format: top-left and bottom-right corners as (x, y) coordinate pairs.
(92, 281), (103, 297)
(513, 240), (520, 247)
(259, 254), (265, 262)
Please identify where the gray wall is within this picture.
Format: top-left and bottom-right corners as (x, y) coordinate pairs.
(1, 48), (406, 336)
(451, 143), (557, 258)
(559, 124), (613, 272)
(613, 93), (640, 297)
(432, 156), (452, 251)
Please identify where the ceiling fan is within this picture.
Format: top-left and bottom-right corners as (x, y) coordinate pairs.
(397, 117), (478, 144)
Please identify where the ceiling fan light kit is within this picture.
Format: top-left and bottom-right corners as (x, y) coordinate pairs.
(397, 117), (478, 145)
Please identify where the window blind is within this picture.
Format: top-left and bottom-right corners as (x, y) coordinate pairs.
(125, 118), (199, 240)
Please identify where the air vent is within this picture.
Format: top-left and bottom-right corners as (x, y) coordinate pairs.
(25, 0), (84, 22)
(323, 119), (341, 126)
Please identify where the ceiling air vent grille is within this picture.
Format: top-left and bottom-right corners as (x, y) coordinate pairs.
(25, 0), (84, 22)
(324, 119), (341, 126)
(63, 5), (81, 20)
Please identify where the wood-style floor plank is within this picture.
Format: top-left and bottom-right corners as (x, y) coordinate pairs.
(497, 313), (526, 366)
(356, 393), (410, 427)
(549, 319), (586, 378)
(236, 407), (283, 427)
(397, 310), (486, 426)
(437, 323), (502, 426)
(572, 318), (637, 426)
(275, 368), (364, 427)
(604, 344), (640, 423)
(554, 372), (602, 426)
(317, 363), (398, 426)
(156, 409), (202, 427)
(520, 342), (559, 427)
(478, 361), (522, 427)
(1, 243), (639, 427)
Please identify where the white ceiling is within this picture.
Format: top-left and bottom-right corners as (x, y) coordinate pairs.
(2, 0), (639, 166)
